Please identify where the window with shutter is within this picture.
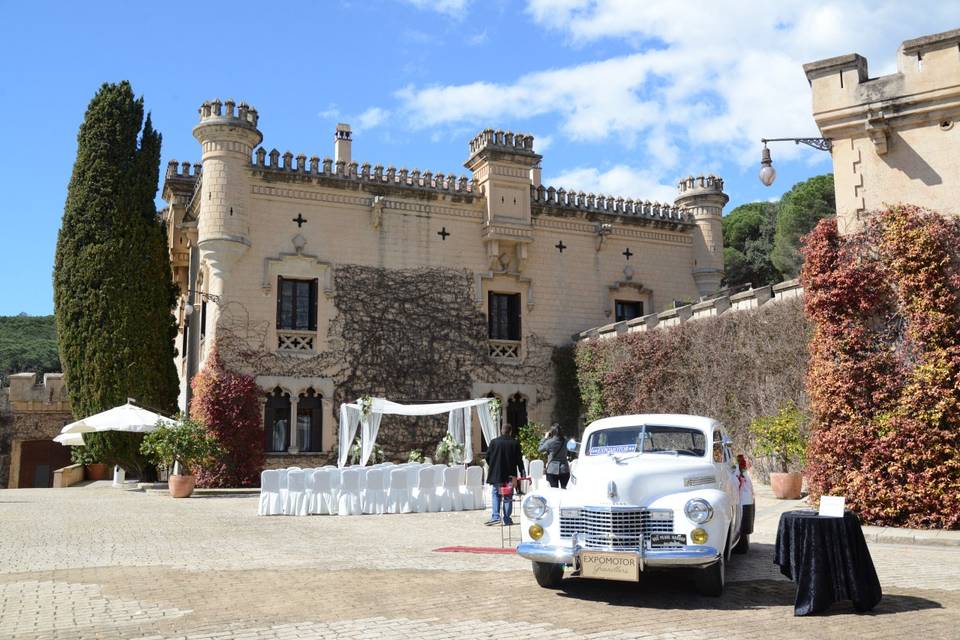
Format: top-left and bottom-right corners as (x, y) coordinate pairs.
(276, 277), (318, 331)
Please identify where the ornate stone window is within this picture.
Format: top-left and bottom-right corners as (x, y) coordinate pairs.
(276, 276), (317, 352)
(296, 388), (323, 453)
(506, 392), (528, 433)
(264, 387), (291, 453)
(488, 292), (521, 360)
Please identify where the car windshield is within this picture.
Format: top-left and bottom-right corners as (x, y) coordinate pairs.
(585, 425), (706, 457)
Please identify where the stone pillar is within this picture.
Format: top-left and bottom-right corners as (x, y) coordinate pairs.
(288, 396), (300, 454)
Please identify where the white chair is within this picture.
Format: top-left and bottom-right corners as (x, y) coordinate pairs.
(363, 468), (387, 515)
(312, 469), (331, 515)
(406, 464), (422, 491)
(436, 466), (463, 512)
(412, 466), (438, 513)
(323, 468), (342, 514)
(338, 468), (362, 516)
(386, 467), (412, 514)
(569, 459), (578, 475)
(461, 465), (484, 510)
(258, 469), (282, 516)
(431, 464), (447, 487)
(284, 469), (306, 516)
(277, 468), (289, 505)
(302, 469), (317, 515)
(529, 459), (545, 490)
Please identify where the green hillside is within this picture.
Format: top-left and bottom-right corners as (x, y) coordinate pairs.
(0, 315), (61, 385)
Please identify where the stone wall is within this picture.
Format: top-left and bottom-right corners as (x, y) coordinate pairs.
(1, 373), (73, 488)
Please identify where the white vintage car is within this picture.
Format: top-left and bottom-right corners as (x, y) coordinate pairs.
(517, 414), (754, 596)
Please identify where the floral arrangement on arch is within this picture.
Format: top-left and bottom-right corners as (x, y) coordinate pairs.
(359, 395), (373, 418)
(435, 432), (465, 465)
(348, 435), (384, 465)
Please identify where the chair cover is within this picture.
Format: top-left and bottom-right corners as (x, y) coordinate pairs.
(302, 468), (317, 515)
(436, 466), (463, 512)
(412, 466), (438, 513)
(322, 468), (342, 515)
(285, 469), (306, 516)
(529, 459), (545, 490)
(277, 468), (289, 505)
(405, 464), (422, 491)
(312, 469), (331, 515)
(363, 468), (387, 515)
(338, 468), (363, 515)
(258, 469), (283, 516)
(386, 467), (412, 514)
(462, 465), (484, 510)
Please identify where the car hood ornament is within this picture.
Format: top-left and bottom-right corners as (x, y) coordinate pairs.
(607, 480), (617, 499)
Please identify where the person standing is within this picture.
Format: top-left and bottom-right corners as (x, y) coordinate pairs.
(538, 424), (571, 489)
(484, 423), (525, 526)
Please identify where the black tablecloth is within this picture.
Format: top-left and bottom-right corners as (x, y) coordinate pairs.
(774, 509), (882, 616)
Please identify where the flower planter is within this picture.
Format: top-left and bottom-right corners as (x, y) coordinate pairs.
(85, 463), (110, 481)
(168, 474), (196, 498)
(770, 471), (803, 499)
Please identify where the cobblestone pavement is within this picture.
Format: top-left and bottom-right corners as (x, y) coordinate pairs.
(1, 486), (958, 639)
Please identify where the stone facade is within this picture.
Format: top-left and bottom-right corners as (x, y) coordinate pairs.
(162, 100), (728, 465)
(0, 373), (73, 488)
(805, 28), (960, 233)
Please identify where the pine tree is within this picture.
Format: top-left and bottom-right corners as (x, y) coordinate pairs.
(54, 82), (179, 419)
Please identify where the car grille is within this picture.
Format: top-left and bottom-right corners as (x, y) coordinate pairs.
(559, 507), (674, 550)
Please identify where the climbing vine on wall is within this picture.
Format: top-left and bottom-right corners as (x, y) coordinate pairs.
(802, 207), (960, 529)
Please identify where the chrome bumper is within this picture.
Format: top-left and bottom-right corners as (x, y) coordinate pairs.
(516, 542), (721, 568)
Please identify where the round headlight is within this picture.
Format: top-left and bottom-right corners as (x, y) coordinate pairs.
(684, 498), (714, 524)
(523, 495), (548, 520)
(528, 524), (544, 540)
(691, 527), (709, 544)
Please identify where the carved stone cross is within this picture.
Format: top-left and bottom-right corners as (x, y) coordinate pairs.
(437, 227), (450, 240)
(623, 247), (634, 260)
(293, 213), (307, 228)
(555, 241), (567, 253)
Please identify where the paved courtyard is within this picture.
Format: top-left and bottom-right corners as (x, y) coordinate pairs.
(1, 485), (958, 640)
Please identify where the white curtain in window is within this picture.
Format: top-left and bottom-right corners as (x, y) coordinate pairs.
(477, 402), (498, 451)
(338, 404), (361, 468)
(360, 411), (384, 467)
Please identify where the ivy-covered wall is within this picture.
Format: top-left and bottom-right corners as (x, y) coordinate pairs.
(575, 297), (810, 464)
(215, 264), (564, 459)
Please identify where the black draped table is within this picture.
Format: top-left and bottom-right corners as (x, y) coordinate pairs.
(774, 509), (882, 616)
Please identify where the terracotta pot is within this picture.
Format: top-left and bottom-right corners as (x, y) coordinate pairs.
(770, 471), (803, 499)
(85, 463), (110, 481)
(168, 474), (196, 498)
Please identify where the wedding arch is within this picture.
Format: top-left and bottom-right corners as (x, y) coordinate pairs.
(337, 397), (499, 467)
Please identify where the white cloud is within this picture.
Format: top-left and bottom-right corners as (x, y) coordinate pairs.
(317, 104), (340, 120)
(545, 165), (677, 204)
(356, 107), (390, 132)
(393, 1), (958, 171)
(467, 30), (488, 46)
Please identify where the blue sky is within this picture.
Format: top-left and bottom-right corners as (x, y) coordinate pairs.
(1, 0), (957, 315)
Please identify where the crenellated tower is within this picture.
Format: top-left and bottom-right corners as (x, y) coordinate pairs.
(192, 99), (263, 350)
(674, 175), (728, 297)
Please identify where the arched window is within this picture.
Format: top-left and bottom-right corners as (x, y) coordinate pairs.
(264, 387), (291, 453)
(297, 388), (323, 453)
(507, 393), (528, 433)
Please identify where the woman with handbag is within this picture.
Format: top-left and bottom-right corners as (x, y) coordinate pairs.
(538, 424), (571, 489)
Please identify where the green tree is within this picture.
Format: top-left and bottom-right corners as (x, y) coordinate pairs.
(0, 315), (60, 384)
(722, 202), (780, 288)
(53, 82), (179, 420)
(771, 174), (835, 278)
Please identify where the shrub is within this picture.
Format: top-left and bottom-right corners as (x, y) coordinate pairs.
(190, 347), (264, 487)
(74, 432), (151, 479)
(802, 207), (960, 529)
(140, 416), (220, 476)
(749, 402), (807, 472)
(518, 422), (546, 462)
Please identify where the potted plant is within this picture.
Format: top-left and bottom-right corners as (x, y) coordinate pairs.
(749, 402), (808, 499)
(139, 416), (220, 498)
(70, 442), (109, 481)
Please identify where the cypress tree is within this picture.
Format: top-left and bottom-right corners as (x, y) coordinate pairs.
(54, 81), (179, 419)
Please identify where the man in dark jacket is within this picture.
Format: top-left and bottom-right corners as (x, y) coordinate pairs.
(484, 424), (525, 526)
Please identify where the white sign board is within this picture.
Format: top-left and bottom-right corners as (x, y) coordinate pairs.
(819, 495), (845, 518)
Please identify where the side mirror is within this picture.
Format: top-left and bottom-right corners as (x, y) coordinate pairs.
(566, 439), (578, 453)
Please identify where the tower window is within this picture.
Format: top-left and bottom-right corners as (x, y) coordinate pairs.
(277, 276), (318, 331)
(615, 300), (643, 322)
(488, 292), (521, 341)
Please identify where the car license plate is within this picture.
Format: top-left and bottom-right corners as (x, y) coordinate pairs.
(579, 551), (639, 582)
(649, 533), (686, 547)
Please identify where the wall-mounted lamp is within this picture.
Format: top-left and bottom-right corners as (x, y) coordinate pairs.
(183, 289), (222, 317)
(758, 137), (833, 187)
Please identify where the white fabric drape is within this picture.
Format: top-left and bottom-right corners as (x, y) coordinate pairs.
(338, 404), (361, 468)
(446, 408), (465, 462)
(360, 410), (384, 467)
(477, 402), (498, 451)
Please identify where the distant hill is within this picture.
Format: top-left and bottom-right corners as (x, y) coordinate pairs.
(0, 315), (61, 385)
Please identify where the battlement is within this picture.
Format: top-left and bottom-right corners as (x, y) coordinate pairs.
(468, 128), (538, 156)
(165, 160), (202, 180)
(197, 98), (260, 129)
(6, 372), (69, 410)
(251, 148), (477, 195)
(804, 28), (960, 121)
(676, 174), (725, 196)
(531, 183), (693, 227)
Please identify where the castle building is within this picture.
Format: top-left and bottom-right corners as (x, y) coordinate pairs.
(805, 27), (960, 233)
(162, 100), (728, 466)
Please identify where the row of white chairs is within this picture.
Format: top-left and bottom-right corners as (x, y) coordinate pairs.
(258, 463), (486, 516)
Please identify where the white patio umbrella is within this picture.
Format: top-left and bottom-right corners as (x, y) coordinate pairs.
(53, 401), (175, 447)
